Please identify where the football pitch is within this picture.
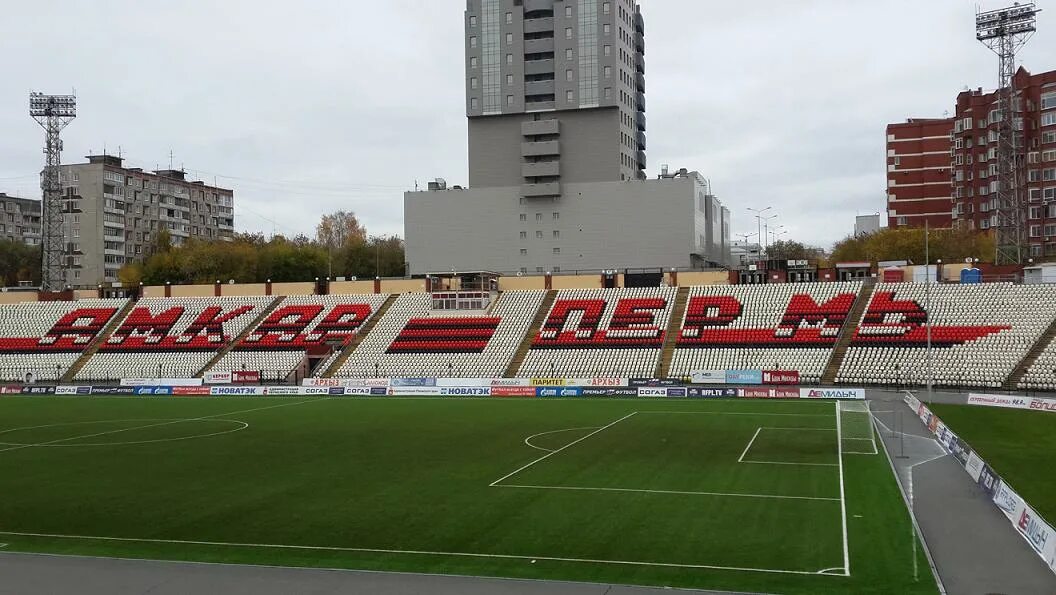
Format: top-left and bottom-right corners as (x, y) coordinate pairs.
(0, 396), (936, 594)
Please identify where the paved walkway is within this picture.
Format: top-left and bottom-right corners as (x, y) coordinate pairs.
(868, 390), (1056, 595)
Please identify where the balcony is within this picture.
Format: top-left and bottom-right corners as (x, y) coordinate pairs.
(524, 79), (555, 96)
(635, 71), (645, 92)
(524, 37), (555, 54)
(521, 182), (562, 198)
(522, 161), (560, 178)
(522, 140), (560, 157)
(637, 131), (646, 151)
(522, 119), (560, 136)
(636, 91), (645, 112)
(524, 0), (556, 13)
(637, 150), (647, 169)
(524, 58), (555, 76)
(637, 113), (646, 131)
(524, 17), (554, 35)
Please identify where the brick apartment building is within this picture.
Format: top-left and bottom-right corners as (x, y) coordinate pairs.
(886, 118), (955, 228)
(888, 67), (1056, 260)
(950, 68), (1056, 259)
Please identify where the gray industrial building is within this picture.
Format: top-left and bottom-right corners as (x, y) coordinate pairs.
(57, 155), (234, 285)
(404, 0), (731, 275)
(0, 193), (41, 246)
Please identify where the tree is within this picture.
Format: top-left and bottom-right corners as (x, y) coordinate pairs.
(830, 227), (995, 264)
(316, 211), (366, 251)
(766, 240), (822, 261)
(0, 240), (40, 286)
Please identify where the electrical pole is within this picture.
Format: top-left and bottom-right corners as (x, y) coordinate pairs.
(29, 93), (76, 292)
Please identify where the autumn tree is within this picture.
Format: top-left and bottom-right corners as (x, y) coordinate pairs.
(830, 228), (995, 264)
(316, 211), (366, 250)
(0, 240), (40, 286)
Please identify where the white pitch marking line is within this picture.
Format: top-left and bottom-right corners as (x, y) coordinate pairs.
(741, 460), (839, 467)
(760, 427), (836, 431)
(836, 401), (850, 577)
(490, 412), (637, 487)
(639, 411), (833, 418)
(495, 483), (841, 502)
(0, 419), (249, 448)
(523, 427), (601, 453)
(0, 530), (844, 578)
(737, 428), (763, 463)
(0, 398), (324, 455)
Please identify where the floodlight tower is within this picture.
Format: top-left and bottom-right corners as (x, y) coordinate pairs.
(975, 3), (1039, 265)
(29, 92), (77, 292)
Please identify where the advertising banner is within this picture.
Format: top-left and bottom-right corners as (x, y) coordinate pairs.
(209, 386), (268, 396)
(762, 371), (800, 385)
(1015, 504), (1055, 556)
(22, 386), (56, 395)
(637, 387), (672, 397)
(725, 370), (763, 385)
(580, 387), (637, 397)
(133, 387), (171, 395)
(388, 386), (439, 395)
(690, 370), (726, 384)
(391, 378), (437, 387)
(0, 385), (23, 395)
(266, 386), (305, 396)
(965, 451), (985, 482)
(993, 480), (1022, 521)
(55, 386), (91, 395)
(88, 386), (136, 395)
(173, 386), (211, 396)
(687, 387), (738, 398)
(666, 388), (688, 397)
(491, 378), (532, 387)
(800, 388), (866, 400)
(342, 386), (374, 396)
(967, 393), (1032, 410)
(492, 386), (536, 397)
(536, 387), (582, 397)
(203, 372), (232, 385)
(1029, 398), (1056, 413)
(739, 387), (799, 399)
(370, 387), (388, 395)
(977, 463), (1000, 499)
(301, 378), (390, 388)
(530, 378), (568, 387)
(436, 378), (493, 387)
(232, 370), (261, 383)
(568, 377), (627, 387)
(121, 378), (203, 387)
(439, 386), (492, 397)
(628, 378), (679, 387)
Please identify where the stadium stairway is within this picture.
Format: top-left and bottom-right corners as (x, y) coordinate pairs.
(320, 293), (399, 378)
(195, 296), (283, 378)
(503, 290), (557, 377)
(1004, 314), (1056, 390)
(820, 279), (875, 385)
(656, 286), (691, 378)
(60, 299), (138, 383)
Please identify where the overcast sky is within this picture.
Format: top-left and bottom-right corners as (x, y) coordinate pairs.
(1, 0), (1054, 248)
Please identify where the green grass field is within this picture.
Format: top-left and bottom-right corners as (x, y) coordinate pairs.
(931, 403), (1056, 522)
(0, 396), (936, 594)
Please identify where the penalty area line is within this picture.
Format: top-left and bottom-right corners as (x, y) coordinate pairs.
(0, 530), (845, 577)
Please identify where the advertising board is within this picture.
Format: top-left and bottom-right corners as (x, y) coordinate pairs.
(22, 386), (56, 395)
(1016, 504), (1055, 556)
(121, 378), (203, 387)
(637, 387), (673, 397)
(55, 386), (89, 395)
(762, 371), (800, 385)
(687, 388), (738, 398)
(232, 370), (261, 383)
(725, 370), (763, 385)
(690, 370), (726, 384)
(739, 387), (798, 399)
(492, 386), (536, 397)
(536, 387), (582, 397)
(628, 378), (680, 387)
(133, 387), (171, 395)
(993, 480), (1022, 521)
(391, 378), (437, 387)
(491, 378), (532, 387)
(302, 378), (390, 388)
(173, 386), (211, 396)
(88, 386), (136, 395)
(799, 388), (866, 400)
(967, 393), (1032, 410)
(436, 378), (493, 387)
(439, 387), (492, 396)
(1029, 398), (1056, 413)
(203, 372), (232, 385)
(387, 386), (438, 395)
(580, 387), (637, 397)
(0, 385), (23, 395)
(965, 451), (985, 482)
(209, 386), (268, 396)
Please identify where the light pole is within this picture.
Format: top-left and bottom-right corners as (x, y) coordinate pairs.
(924, 221), (933, 403)
(761, 214), (779, 255)
(747, 207), (772, 259)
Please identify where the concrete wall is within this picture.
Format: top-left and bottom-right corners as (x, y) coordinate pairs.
(170, 284), (215, 298)
(406, 175), (728, 275)
(330, 280), (376, 295)
(380, 279), (427, 294)
(271, 282), (315, 296)
(498, 276), (546, 291)
(677, 271), (729, 286)
(0, 292), (38, 305)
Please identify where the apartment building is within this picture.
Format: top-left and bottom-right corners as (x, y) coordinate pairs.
(886, 118), (955, 229)
(0, 193), (41, 245)
(57, 155), (234, 285)
(950, 68), (1056, 259)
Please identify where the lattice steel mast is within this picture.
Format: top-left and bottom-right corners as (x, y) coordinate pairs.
(975, 4), (1039, 265)
(29, 92), (76, 292)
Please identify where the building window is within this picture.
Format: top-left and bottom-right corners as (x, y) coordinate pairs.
(565, 48), (573, 60)
(470, 77), (478, 89)
(536, 230), (543, 238)
(470, 97), (479, 110)
(565, 27), (573, 39)
(470, 57), (478, 68)
(507, 95), (514, 106)
(603, 1), (611, 13)
(506, 74), (513, 85)
(553, 247), (561, 254)
(1030, 206), (1043, 219)
(566, 69), (574, 81)
(566, 6), (572, 17)
(535, 213), (543, 221)
(505, 11), (512, 23)
(469, 15), (477, 26)
(897, 216), (907, 226)
(553, 230), (560, 239)
(520, 231), (527, 239)
(519, 213), (527, 221)
(553, 212), (560, 220)
(519, 267), (528, 274)
(470, 36), (477, 48)
(1043, 92), (1056, 110)
(520, 248), (527, 255)
(604, 65), (611, 79)
(1043, 112), (1056, 127)
(506, 53), (513, 64)
(567, 90), (574, 103)
(603, 45), (611, 56)
(603, 24), (611, 35)
(506, 32), (513, 45)
(536, 267), (545, 273)
(604, 87), (612, 100)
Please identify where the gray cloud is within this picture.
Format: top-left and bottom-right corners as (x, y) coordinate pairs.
(1, 0), (1053, 248)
